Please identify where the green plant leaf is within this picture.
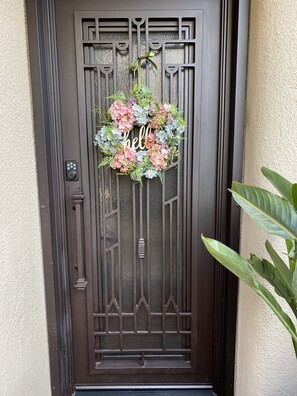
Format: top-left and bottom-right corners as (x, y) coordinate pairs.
(251, 250), (297, 318)
(286, 239), (297, 272)
(201, 236), (257, 288)
(261, 167), (292, 201)
(106, 91), (127, 102)
(292, 184), (297, 212)
(293, 337), (297, 358)
(256, 283), (297, 347)
(201, 236), (297, 351)
(249, 254), (294, 304)
(231, 182), (297, 240)
(293, 266), (297, 303)
(98, 156), (112, 167)
(265, 240), (292, 286)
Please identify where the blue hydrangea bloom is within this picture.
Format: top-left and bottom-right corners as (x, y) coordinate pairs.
(171, 120), (185, 135)
(132, 104), (149, 126)
(111, 128), (123, 142)
(145, 169), (158, 179)
(136, 150), (147, 162)
(156, 130), (168, 144)
(164, 124), (174, 138)
(177, 124), (185, 135)
(94, 126), (123, 153)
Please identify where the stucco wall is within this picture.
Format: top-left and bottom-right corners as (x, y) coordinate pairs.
(0, 1), (51, 395)
(1, 0), (297, 395)
(236, 1), (297, 395)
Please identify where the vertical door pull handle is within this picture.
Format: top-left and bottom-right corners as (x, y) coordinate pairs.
(138, 238), (145, 259)
(72, 192), (88, 290)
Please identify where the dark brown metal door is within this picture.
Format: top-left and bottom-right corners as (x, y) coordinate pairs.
(56, 0), (221, 388)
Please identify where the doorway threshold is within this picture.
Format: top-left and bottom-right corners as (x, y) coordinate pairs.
(75, 389), (215, 396)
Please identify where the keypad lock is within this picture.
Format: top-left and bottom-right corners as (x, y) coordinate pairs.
(65, 160), (78, 181)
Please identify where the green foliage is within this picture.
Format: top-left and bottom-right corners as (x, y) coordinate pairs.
(231, 182), (297, 239)
(98, 155), (113, 168)
(201, 167), (297, 358)
(131, 84), (154, 108)
(106, 91), (127, 102)
(261, 167), (292, 201)
(292, 184), (297, 212)
(94, 106), (111, 125)
(168, 104), (184, 120)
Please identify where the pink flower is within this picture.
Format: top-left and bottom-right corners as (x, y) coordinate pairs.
(159, 103), (170, 116)
(148, 144), (170, 170)
(145, 132), (156, 149)
(127, 97), (137, 107)
(110, 147), (137, 173)
(149, 114), (166, 130)
(148, 102), (157, 116)
(167, 114), (174, 124)
(110, 100), (127, 119)
(109, 100), (135, 133)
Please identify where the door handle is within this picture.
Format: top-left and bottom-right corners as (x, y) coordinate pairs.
(138, 238), (145, 259)
(72, 191), (88, 290)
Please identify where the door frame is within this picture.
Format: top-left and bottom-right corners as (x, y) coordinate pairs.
(26, 0), (249, 395)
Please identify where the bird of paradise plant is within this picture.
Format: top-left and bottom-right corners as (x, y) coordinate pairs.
(202, 167), (297, 358)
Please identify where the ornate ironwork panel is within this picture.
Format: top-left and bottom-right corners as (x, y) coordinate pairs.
(75, 12), (201, 371)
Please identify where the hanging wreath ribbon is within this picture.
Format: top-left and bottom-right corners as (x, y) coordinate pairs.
(94, 51), (186, 183)
(129, 51), (158, 86)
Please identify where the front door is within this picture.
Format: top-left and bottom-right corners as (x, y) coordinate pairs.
(55, 0), (221, 389)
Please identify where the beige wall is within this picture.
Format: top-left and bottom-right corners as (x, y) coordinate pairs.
(1, 0), (297, 395)
(0, 1), (51, 395)
(236, 1), (297, 395)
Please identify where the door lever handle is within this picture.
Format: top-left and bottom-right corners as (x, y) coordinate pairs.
(138, 238), (145, 259)
(72, 192), (88, 290)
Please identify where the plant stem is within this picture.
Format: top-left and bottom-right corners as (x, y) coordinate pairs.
(137, 63), (141, 87)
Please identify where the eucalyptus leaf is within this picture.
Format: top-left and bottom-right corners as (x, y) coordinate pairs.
(261, 166), (292, 201)
(231, 182), (297, 240)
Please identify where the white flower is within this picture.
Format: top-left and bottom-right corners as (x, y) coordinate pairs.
(144, 169), (158, 179)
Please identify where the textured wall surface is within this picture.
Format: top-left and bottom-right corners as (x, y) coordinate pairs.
(0, 0), (51, 395)
(236, 1), (297, 395)
(1, 1), (297, 395)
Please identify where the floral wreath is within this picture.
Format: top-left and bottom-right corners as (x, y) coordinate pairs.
(94, 51), (186, 183)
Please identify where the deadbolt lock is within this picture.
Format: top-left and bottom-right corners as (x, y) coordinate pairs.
(65, 160), (78, 181)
